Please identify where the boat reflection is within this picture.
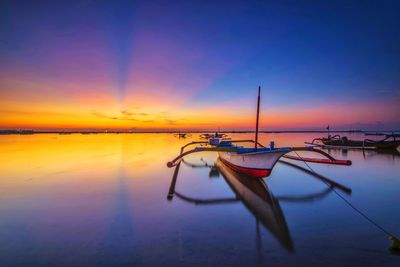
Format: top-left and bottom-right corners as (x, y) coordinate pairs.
(168, 156), (353, 256)
(215, 158), (294, 252)
(322, 146), (400, 161)
(362, 148), (400, 159)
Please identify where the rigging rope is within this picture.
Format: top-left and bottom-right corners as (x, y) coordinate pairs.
(293, 151), (399, 251)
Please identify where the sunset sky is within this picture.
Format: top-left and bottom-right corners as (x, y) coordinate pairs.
(0, 0), (399, 131)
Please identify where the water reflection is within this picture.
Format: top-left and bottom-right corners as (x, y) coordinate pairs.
(1, 133), (399, 266)
(168, 156), (354, 257)
(324, 147), (400, 162)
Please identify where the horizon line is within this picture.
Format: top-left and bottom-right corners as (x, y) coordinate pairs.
(1, 129), (399, 134)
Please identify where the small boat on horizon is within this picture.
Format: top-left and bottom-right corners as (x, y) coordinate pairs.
(200, 132), (228, 140)
(173, 133), (191, 139)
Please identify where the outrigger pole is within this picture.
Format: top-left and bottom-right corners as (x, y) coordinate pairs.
(255, 86), (261, 150)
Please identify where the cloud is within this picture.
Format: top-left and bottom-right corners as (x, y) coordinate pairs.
(121, 110), (133, 116)
(92, 111), (110, 119)
(120, 109), (149, 116)
(92, 111), (154, 122)
(165, 119), (179, 125)
(93, 111), (134, 121)
(377, 89), (400, 98)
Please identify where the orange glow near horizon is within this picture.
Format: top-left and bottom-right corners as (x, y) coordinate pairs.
(1, 52), (399, 131)
(1, 87), (399, 131)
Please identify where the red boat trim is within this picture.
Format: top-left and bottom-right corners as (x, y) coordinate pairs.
(219, 157), (271, 178)
(282, 155), (352, 166)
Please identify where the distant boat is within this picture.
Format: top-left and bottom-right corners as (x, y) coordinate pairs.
(173, 133), (191, 139)
(309, 134), (400, 150)
(200, 132), (228, 140)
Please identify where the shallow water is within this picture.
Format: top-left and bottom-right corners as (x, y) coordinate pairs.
(0, 133), (399, 266)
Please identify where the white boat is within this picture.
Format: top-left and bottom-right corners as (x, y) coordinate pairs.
(218, 147), (291, 178)
(167, 86), (351, 178)
(216, 86), (288, 178)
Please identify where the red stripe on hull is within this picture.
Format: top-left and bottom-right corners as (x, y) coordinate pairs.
(219, 157), (271, 178)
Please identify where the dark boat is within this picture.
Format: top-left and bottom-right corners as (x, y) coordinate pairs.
(173, 133), (191, 139)
(311, 134), (400, 150)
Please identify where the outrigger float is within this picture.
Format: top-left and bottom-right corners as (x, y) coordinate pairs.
(167, 87), (351, 178)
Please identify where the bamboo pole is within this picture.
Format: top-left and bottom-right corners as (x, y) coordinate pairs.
(255, 86), (261, 149)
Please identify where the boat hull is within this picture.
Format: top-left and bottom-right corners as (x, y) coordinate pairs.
(218, 149), (289, 178)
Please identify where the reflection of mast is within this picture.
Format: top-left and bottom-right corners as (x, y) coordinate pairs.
(216, 158), (294, 252)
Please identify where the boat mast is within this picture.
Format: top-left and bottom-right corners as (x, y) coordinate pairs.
(255, 86), (261, 149)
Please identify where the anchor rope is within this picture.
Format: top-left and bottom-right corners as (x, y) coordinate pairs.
(293, 151), (395, 238)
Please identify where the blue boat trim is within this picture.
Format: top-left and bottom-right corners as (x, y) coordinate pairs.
(235, 147), (291, 154)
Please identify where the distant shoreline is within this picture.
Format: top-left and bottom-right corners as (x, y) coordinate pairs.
(0, 130), (399, 135)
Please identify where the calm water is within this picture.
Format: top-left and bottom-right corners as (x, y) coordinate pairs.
(1, 133), (399, 266)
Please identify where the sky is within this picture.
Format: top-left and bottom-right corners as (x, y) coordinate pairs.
(0, 0), (399, 131)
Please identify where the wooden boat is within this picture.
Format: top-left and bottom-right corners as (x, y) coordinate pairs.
(218, 147), (291, 177)
(167, 87), (351, 178)
(311, 134), (400, 150)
